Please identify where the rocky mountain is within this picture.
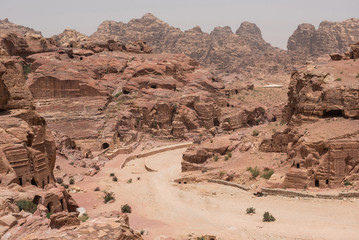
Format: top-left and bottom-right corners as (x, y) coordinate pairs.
(0, 18), (41, 37)
(90, 13), (290, 75)
(52, 29), (88, 47)
(288, 18), (359, 62)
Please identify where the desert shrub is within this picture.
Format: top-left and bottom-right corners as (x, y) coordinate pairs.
(252, 130), (259, 136)
(46, 212), (53, 219)
(356, 73), (359, 78)
(140, 229), (145, 235)
(263, 211), (276, 222)
(280, 121), (287, 125)
(16, 200), (37, 214)
(246, 207), (256, 214)
(214, 155), (219, 162)
(56, 177), (63, 184)
(78, 213), (89, 222)
(344, 180), (353, 186)
(103, 191), (115, 203)
(227, 152), (232, 158)
(127, 178), (132, 183)
(224, 156), (229, 161)
(219, 171), (225, 178)
(69, 178), (75, 185)
(93, 165), (100, 171)
(121, 204), (132, 213)
(114, 92), (122, 98)
(112, 176), (118, 182)
(110, 173), (115, 177)
(247, 166), (260, 179)
(261, 169), (274, 179)
(94, 186), (100, 191)
(335, 78), (342, 81)
(23, 63), (31, 79)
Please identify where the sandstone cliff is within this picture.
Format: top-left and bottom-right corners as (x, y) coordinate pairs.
(0, 18), (41, 37)
(90, 13), (290, 75)
(288, 18), (359, 62)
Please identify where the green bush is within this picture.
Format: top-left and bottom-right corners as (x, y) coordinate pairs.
(23, 63), (32, 79)
(263, 211), (276, 222)
(227, 152), (232, 158)
(114, 92), (122, 98)
(356, 73), (359, 78)
(214, 155), (219, 162)
(335, 78), (342, 81)
(127, 178), (132, 183)
(104, 191), (115, 203)
(121, 204), (132, 213)
(78, 213), (89, 222)
(224, 156), (229, 161)
(344, 180), (353, 186)
(261, 169), (274, 179)
(247, 166), (260, 179)
(252, 130), (259, 136)
(110, 173), (115, 177)
(140, 229), (145, 235)
(246, 207), (256, 214)
(94, 186), (100, 191)
(16, 200), (37, 214)
(46, 212), (53, 219)
(69, 178), (75, 185)
(112, 176), (118, 182)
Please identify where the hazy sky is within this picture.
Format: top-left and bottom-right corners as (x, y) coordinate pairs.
(1, 0), (358, 49)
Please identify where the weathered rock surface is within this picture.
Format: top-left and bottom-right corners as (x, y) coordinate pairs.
(262, 59), (359, 189)
(90, 13), (290, 75)
(0, 18), (41, 37)
(288, 18), (359, 62)
(52, 29), (88, 48)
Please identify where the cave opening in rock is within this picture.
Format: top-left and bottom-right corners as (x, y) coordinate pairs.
(47, 202), (53, 212)
(33, 195), (42, 205)
(47, 176), (50, 184)
(18, 177), (23, 186)
(123, 89), (130, 94)
(70, 44), (73, 48)
(214, 118), (220, 127)
(296, 163), (300, 168)
(150, 85), (157, 89)
(102, 142), (110, 149)
(323, 109), (344, 118)
(31, 178), (37, 186)
(79, 57), (83, 60)
(326, 179), (329, 185)
(315, 179), (319, 187)
(60, 198), (64, 210)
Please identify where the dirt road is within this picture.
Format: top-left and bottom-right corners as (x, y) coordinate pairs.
(74, 145), (359, 240)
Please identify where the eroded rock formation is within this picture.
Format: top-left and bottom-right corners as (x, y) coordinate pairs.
(261, 58), (359, 189)
(90, 13), (290, 75)
(288, 18), (359, 62)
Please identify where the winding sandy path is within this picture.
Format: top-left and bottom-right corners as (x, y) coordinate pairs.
(74, 145), (359, 240)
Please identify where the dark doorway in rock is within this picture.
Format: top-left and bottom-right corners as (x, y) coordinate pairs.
(19, 177), (23, 186)
(33, 195), (42, 205)
(315, 179), (319, 187)
(326, 179), (329, 185)
(60, 198), (64, 210)
(47, 202), (53, 212)
(47, 176), (50, 184)
(123, 90), (129, 94)
(150, 85), (157, 89)
(296, 163), (300, 169)
(70, 44), (73, 48)
(214, 118), (220, 127)
(323, 110), (344, 118)
(80, 57), (83, 60)
(102, 142), (110, 149)
(31, 178), (37, 186)
(42, 180), (45, 189)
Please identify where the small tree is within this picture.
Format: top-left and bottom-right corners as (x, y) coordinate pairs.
(16, 200), (37, 214)
(121, 204), (132, 213)
(104, 191), (115, 203)
(246, 207), (256, 214)
(263, 212), (276, 222)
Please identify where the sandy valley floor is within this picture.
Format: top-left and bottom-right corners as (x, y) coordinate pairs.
(71, 145), (359, 240)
